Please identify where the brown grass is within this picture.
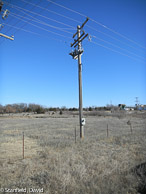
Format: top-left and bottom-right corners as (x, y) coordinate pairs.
(0, 111), (146, 193)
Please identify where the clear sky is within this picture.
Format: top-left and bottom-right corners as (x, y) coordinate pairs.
(0, 0), (146, 108)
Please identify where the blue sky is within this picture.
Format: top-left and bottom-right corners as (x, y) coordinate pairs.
(0, 0), (146, 107)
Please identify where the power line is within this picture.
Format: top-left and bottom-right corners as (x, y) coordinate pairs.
(3, 23), (70, 43)
(0, 0), (72, 45)
(90, 18), (146, 50)
(1, 0), (145, 62)
(8, 13), (72, 39)
(12, 1), (145, 62)
(20, 0), (80, 24)
(86, 25), (145, 52)
(9, 12), (73, 35)
(0, 0), (42, 44)
(11, 0), (145, 54)
(0, 0), (32, 29)
(89, 40), (145, 63)
(23, 0), (146, 53)
(19, 0), (143, 52)
(4, 23), (42, 36)
(91, 35), (145, 60)
(1, 0), (39, 34)
(46, 0), (146, 50)
(0, 0), (33, 44)
(5, 2), (76, 30)
(47, 0), (86, 18)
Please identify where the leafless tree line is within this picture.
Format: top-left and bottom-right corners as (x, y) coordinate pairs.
(0, 103), (45, 114)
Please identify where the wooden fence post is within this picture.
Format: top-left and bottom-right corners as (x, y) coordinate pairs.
(130, 124), (133, 133)
(75, 127), (77, 143)
(23, 132), (24, 159)
(127, 120), (132, 133)
(107, 124), (109, 137)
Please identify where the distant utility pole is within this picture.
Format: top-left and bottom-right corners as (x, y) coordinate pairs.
(135, 97), (139, 108)
(0, 0), (14, 41)
(69, 17), (89, 139)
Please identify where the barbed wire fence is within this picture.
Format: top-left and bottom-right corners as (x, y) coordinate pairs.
(0, 115), (145, 161)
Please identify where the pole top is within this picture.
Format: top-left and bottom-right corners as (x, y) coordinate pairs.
(77, 25), (80, 29)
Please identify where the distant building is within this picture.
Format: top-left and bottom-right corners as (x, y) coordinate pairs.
(138, 105), (146, 110)
(118, 104), (126, 110)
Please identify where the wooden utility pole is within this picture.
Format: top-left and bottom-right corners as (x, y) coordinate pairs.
(69, 17), (89, 139)
(78, 25), (84, 138)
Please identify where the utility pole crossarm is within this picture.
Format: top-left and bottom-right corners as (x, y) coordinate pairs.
(80, 17), (89, 29)
(0, 33), (14, 40)
(74, 33), (88, 48)
(73, 31), (78, 39)
(71, 31), (85, 47)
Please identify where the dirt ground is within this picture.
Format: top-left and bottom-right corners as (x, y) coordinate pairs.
(0, 111), (146, 194)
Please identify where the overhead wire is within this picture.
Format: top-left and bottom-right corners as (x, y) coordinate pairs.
(1, 0), (145, 63)
(8, 13), (72, 39)
(1, 0), (75, 45)
(90, 18), (146, 50)
(1, 0), (63, 39)
(46, 0), (146, 50)
(0, 0), (42, 44)
(4, 23), (70, 43)
(89, 40), (145, 63)
(7, 0), (145, 56)
(0, 0), (73, 46)
(1, 0), (39, 33)
(86, 25), (145, 52)
(19, 0), (146, 56)
(21, 0), (146, 53)
(47, 0), (86, 18)
(0, 0), (32, 28)
(4, 23), (42, 36)
(19, 0), (80, 24)
(9, 11), (73, 35)
(15, 7), (75, 30)
(6, 0), (145, 58)
(5, 2), (76, 30)
(0, 0), (33, 44)
(91, 35), (145, 60)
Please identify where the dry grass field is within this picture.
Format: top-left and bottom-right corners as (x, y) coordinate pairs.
(0, 111), (146, 194)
